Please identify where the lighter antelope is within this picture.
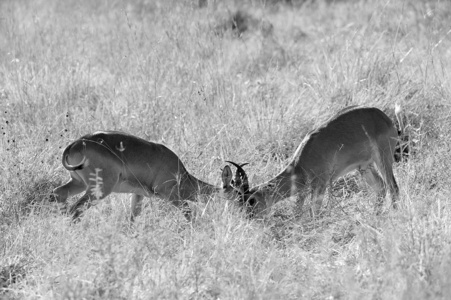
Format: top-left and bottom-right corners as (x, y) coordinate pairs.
(52, 131), (239, 221)
(227, 106), (400, 217)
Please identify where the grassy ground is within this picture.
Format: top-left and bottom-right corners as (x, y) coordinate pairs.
(1, 0), (451, 299)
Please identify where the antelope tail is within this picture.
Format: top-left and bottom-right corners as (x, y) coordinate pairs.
(394, 103), (404, 136)
(62, 155), (88, 171)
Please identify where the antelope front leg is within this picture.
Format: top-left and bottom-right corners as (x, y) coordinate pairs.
(170, 198), (192, 222)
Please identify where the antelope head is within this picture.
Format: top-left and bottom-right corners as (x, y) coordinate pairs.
(224, 161), (267, 217)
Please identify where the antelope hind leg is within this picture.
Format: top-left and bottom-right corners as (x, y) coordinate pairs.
(360, 165), (387, 214)
(68, 193), (93, 222)
(52, 177), (86, 214)
(130, 194), (144, 222)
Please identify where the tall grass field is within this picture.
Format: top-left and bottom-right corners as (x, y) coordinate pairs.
(1, 0), (451, 299)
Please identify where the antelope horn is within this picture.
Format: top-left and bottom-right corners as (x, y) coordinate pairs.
(225, 160), (249, 192)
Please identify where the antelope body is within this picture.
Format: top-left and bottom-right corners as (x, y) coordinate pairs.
(53, 131), (237, 221)
(228, 106), (400, 216)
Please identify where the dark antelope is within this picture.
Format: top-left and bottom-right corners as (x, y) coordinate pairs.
(52, 131), (240, 221)
(227, 106), (400, 217)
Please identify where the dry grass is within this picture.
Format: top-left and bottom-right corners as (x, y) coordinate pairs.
(1, 0), (451, 299)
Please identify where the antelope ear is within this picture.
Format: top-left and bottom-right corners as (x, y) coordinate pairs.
(221, 165), (233, 188)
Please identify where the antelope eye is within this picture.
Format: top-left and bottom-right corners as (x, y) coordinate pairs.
(246, 197), (256, 208)
(244, 196), (257, 218)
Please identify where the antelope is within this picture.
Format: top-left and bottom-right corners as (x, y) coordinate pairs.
(52, 131), (240, 221)
(227, 106), (400, 217)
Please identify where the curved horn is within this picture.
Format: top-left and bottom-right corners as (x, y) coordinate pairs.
(225, 160), (249, 192)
